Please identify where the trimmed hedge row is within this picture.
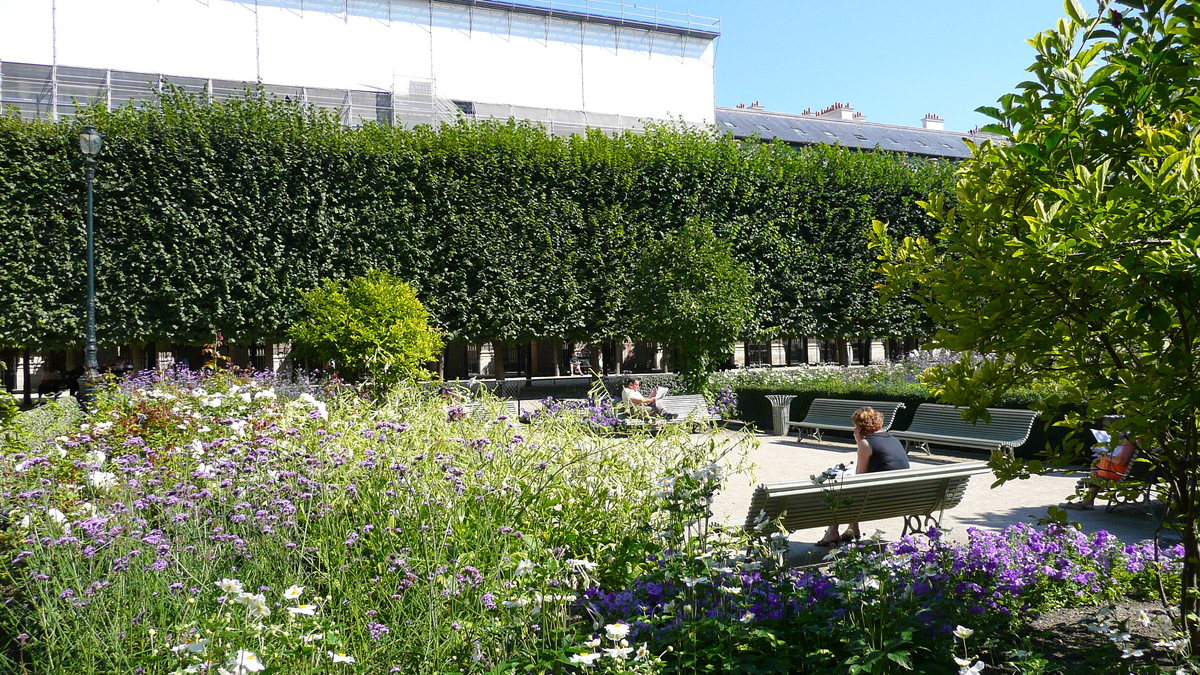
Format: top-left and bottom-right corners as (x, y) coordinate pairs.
(0, 91), (955, 350)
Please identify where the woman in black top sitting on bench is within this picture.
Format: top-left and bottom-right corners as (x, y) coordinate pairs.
(816, 406), (910, 547)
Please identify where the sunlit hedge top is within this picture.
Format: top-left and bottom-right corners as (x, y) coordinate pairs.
(0, 91), (955, 350)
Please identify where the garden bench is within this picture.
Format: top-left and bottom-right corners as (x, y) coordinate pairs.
(1097, 458), (1157, 514)
(743, 461), (990, 537)
(464, 400), (522, 421)
(786, 398), (906, 442)
(889, 404), (1040, 457)
(619, 394), (719, 430)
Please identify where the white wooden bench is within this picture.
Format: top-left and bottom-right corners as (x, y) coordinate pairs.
(743, 461), (991, 537)
(889, 404), (1040, 457)
(785, 398), (907, 442)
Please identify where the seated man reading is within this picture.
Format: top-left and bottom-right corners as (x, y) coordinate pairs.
(621, 377), (675, 420)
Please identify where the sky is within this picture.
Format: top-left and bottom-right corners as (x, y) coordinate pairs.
(641, 0), (1070, 132)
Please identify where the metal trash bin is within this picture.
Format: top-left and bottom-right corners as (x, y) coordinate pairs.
(765, 394), (797, 437)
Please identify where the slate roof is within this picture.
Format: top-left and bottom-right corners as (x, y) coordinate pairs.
(715, 106), (1004, 160)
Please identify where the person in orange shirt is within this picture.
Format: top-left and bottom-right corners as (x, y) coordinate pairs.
(1061, 429), (1138, 510)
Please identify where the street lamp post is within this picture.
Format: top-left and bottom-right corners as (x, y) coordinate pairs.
(79, 125), (103, 409)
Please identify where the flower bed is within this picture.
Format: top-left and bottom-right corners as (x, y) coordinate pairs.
(0, 368), (1184, 673)
(0, 370), (736, 673)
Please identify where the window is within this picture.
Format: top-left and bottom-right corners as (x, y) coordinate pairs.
(755, 124), (769, 131)
(790, 127), (808, 135)
(818, 340), (839, 364)
(722, 120), (736, 128)
(785, 338), (808, 365)
(744, 342), (772, 367)
(853, 133), (869, 141)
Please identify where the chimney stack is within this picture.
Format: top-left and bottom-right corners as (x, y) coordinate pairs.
(749, 100), (764, 110)
(921, 113), (944, 131)
(817, 102), (856, 121)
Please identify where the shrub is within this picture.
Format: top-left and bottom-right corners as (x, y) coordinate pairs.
(288, 269), (443, 387)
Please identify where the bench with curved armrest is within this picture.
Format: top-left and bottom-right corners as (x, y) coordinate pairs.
(743, 461), (991, 537)
(618, 394), (719, 429)
(889, 404), (1039, 457)
(785, 398), (906, 442)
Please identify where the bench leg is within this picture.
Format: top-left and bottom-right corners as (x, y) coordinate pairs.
(902, 513), (942, 537)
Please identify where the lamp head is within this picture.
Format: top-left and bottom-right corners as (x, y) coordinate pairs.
(79, 125), (104, 157)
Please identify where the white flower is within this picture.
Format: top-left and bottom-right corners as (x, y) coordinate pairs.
(602, 646), (633, 660)
(604, 622), (630, 641)
(283, 585), (304, 600)
(680, 576), (708, 588)
(190, 439), (205, 456)
(1136, 609), (1151, 626)
(239, 392), (253, 403)
(569, 653), (602, 665)
(584, 638), (601, 648)
(47, 508), (67, 524)
(739, 611), (755, 623)
(302, 632), (325, 643)
(514, 559), (535, 576)
(719, 586), (742, 595)
(635, 644), (651, 661)
(87, 471), (118, 490)
(287, 604), (317, 616)
(227, 649), (265, 673)
(93, 421), (114, 432)
(84, 450), (107, 466)
(328, 651), (356, 664)
(216, 578), (244, 595)
(502, 597), (529, 608)
(568, 558), (599, 571)
(1120, 645), (1144, 659)
(953, 625), (975, 640)
(171, 638), (210, 654)
(958, 661), (985, 674)
(255, 389), (277, 400)
(235, 593), (271, 618)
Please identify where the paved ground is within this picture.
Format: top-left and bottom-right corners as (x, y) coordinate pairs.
(708, 429), (1168, 564)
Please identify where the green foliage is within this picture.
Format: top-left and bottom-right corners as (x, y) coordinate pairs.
(0, 389), (19, 454)
(288, 269), (442, 385)
(630, 219), (755, 393)
(0, 92), (952, 353)
(873, 0), (1200, 648)
(13, 397), (83, 452)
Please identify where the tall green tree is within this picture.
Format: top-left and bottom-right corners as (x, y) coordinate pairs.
(875, 0), (1200, 648)
(288, 270), (443, 386)
(629, 219), (755, 393)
